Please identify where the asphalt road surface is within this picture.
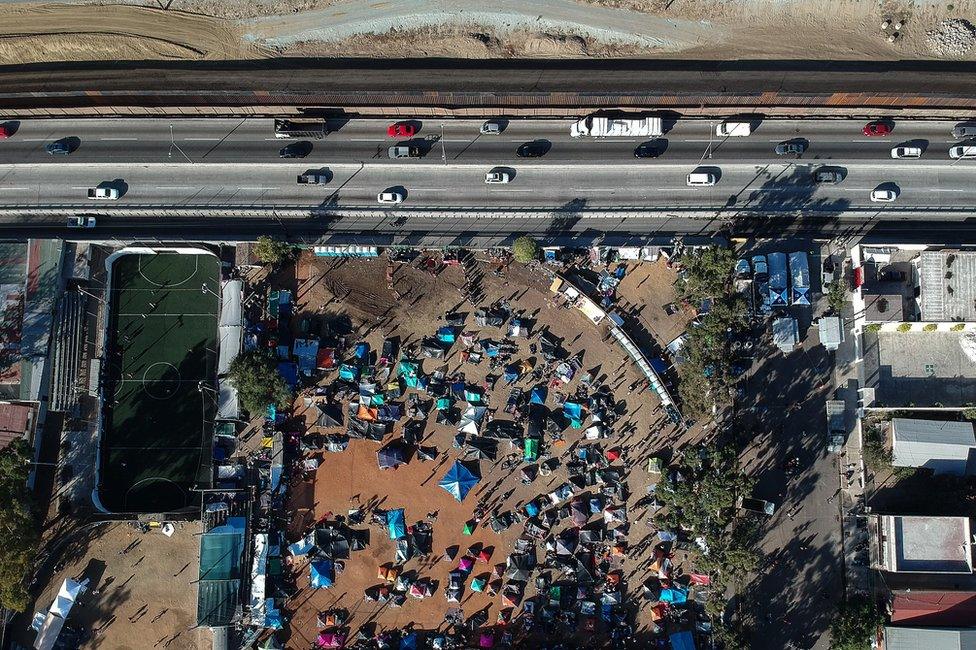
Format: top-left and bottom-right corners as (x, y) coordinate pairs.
(4, 118), (976, 211)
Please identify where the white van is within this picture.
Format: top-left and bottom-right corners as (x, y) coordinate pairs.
(716, 121), (751, 137)
(949, 145), (976, 159)
(687, 172), (717, 186)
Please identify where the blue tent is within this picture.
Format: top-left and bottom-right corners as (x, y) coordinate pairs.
(669, 631), (696, 650)
(438, 461), (480, 502)
(355, 342), (370, 359)
(339, 364), (359, 381)
(437, 326), (456, 344)
(659, 587), (688, 604)
(310, 560), (334, 589)
(530, 386), (547, 404)
(277, 362), (298, 388)
(399, 633), (418, 650)
(387, 508), (407, 540)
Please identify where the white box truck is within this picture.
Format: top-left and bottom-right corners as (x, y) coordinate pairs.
(571, 115), (663, 138)
(716, 121), (752, 137)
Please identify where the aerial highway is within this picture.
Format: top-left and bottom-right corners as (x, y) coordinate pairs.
(1, 118), (976, 212)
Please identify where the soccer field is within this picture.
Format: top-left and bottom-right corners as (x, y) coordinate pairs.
(98, 250), (220, 513)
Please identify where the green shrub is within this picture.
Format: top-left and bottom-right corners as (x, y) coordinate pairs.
(952, 323), (966, 332)
(896, 323), (912, 332)
(865, 324), (881, 333)
(923, 323), (938, 331)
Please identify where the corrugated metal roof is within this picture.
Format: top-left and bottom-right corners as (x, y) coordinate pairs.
(920, 251), (976, 322)
(892, 419), (976, 473)
(885, 626), (976, 650)
(892, 591), (976, 627)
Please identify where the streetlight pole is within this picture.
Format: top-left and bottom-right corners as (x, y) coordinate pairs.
(169, 125), (194, 164)
(440, 124), (447, 166)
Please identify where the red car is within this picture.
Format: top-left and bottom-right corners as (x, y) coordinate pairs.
(0, 124), (11, 139)
(862, 121), (892, 136)
(387, 122), (417, 138)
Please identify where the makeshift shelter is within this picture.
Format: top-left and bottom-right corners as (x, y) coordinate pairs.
(338, 364), (359, 381)
(32, 578), (87, 650)
(484, 420), (522, 439)
(355, 342), (370, 359)
(563, 402), (584, 428)
(659, 587), (688, 604)
(669, 631), (696, 650)
(439, 462), (480, 502)
(462, 521), (476, 535)
(523, 438), (539, 462)
(310, 560), (334, 589)
(315, 404), (343, 428)
(458, 556), (475, 573)
(505, 553), (534, 581)
(316, 632), (346, 648)
(315, 527), (351, 559)
(471, 576), (487, 592)
(555, 533), (578, 556)
(400, 632), (419, 650)
(386, 509), (407, 540)
(421, 340), (446, 359)
(530, 386), (547, 404)
(479, 633), (495, 648)
(317, 347), (336, 370)
(377, 442), (408, 470)
(437, 326), (456, 344)
(465, 436), (497, 461)
(277, 362), (298, 388)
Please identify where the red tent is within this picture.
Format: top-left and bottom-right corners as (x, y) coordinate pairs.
(478, 549), (492, 564)
(606, 448), (621, 462)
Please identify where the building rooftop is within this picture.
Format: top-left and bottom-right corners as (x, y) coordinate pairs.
(0, 401), (35, 451)
(880, 515), (973, 574)
(861, 258), (915, 323)
(891, 591), (976, 627)
(920, 250), (976, 323)
(862, 331), (976, 407)
(891, 418), (976, 475)
(885, 627), (976, 650)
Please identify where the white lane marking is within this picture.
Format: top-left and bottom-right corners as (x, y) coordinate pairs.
(489, 188), (534, 192)
(238, 187), (279, 191)
(184, 138), (220, 141)
(571, 188), (617, 192)
(2, 187), (29, 190)
(70, 186), (89, 190)
(156, 186), (194, 190)
(930, 188), (964, 192)
(349, 138), (383, 142)
(19, 138), (48, 142)
(99, 137), (137, 141)
(414, 188), (448, 191)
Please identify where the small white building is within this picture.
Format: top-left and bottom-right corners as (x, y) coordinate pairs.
(892, 418), (976, 475)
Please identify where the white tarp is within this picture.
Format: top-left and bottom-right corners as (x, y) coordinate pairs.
(250, 534), (268, 627)
(220, 280), (243, 327)
(34, 578), (87, 650)
(217, 382), (240, 420)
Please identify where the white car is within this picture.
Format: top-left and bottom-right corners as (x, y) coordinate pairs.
(480, 120), (502, 135)
(949, 145), (976, 159)
(485, 171), (510, 184)
(870, 188), (898, 202)
(890, 146), (922, 159)
(377, 191), (404, 204)
(66, 216), (96, 228)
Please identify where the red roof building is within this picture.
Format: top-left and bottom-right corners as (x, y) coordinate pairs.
(891, 590), (976, 627)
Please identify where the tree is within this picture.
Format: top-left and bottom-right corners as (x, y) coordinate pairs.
(253, 236), (293, 266)
(228, 350), (291, 415)
(830, 595), (884, 650)
(512, 236), (540, 263)
(826, 281), (847, 315)
(676, 247), (738, 303)
(0, 439), (38, 611)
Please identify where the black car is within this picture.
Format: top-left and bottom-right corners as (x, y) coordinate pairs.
(634, 141), (664, 158)
(279, 141), (312, 159)
(813, 168), (842, 184)
(516, 140), (549, 158)
(45, 139), (72, 155)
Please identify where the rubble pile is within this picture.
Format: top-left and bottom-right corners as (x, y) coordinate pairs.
(925, 19), (976, 57)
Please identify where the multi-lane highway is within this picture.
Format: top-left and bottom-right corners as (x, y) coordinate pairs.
(2, 117), (976, 212)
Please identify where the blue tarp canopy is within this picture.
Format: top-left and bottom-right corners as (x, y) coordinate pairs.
(563, 401), (583, 419)
(438, 461), (480, 502)
(437, 326), (456, 344)
(480, 340), (499, 357)
(355, 342), (370, 359)
(530, 386), (546, 404)
(670, 631), (696, 650)
(387, 508), (407, 540)
(659, 587), (688, 604)
(399, 632), (418, 650)
(339, 364), (359, 381)
(310, 560), (334, 589)
(277, 362), (298, 388)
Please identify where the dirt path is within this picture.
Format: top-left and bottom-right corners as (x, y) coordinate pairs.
(243, 0), (715, 50)
(0, 3), (263, 63)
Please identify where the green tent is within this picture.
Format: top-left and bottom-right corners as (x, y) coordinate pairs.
(523, 438), (539, 462)
(436, 397), (452, 411)
(404, 375), (419, 388)
(462, 520), (476, 535)
(471, 576), (487, 592)
(464, 390), (481, 404)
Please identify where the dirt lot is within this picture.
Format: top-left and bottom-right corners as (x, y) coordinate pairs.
(275, 252), (702, 645)
(15, 521), (207, 650)
(0, 0), (973, 63)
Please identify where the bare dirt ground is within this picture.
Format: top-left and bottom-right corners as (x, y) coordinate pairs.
(276, 252), (703, 645)
(0, 0), (972, 63)
(15, 521), (207, 650)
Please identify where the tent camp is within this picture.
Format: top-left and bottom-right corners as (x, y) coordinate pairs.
(438, 461), (480, 502)
(523, 438), (539, 462)
(386, 509), (407, 540)
(310, 560), (334, 589)
(32, 578), (87, 650)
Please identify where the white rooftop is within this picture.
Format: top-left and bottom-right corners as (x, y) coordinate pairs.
(892, 418), (976, 475)
(881, 515), (974, 574)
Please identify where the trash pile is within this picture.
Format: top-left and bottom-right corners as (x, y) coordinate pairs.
(926, 18), (976, 57)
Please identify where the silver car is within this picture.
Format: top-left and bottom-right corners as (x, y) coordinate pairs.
(480, 120), (502, 135)
(952, 125), (976, 139)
